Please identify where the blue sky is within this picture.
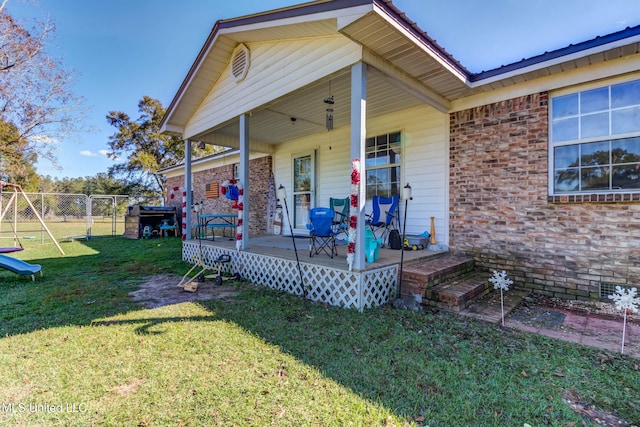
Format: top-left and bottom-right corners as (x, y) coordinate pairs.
(7, 0), (640, 179)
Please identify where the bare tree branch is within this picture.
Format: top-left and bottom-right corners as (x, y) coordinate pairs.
(0, 5), (87, 180)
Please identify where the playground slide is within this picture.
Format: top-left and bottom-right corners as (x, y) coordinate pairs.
(0, 254), (42, 280)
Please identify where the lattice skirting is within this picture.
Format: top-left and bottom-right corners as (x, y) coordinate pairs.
(183, 241), (397, 311)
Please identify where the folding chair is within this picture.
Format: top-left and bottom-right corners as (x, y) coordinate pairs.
(307, 207), (338, 258)
(366, 194), (399, 247)
(329, 197), (349, 234)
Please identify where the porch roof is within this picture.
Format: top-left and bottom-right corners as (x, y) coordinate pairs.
(161, 0), (640, 148)
(160, 0), (469, 142)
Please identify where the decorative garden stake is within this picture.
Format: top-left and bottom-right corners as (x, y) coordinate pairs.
(489, 270), (513, 326)
(608, 286), (639, 354)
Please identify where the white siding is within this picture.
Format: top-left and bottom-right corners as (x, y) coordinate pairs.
(184, 36), (362, 139)
(273, 104), (449, 245)
(367, 106), (449, 246)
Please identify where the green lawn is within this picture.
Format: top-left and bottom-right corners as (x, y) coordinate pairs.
(1, 218), (125, 249)
(0, 238), (638, 426)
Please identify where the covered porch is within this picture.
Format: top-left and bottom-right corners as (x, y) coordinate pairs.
(183, 235), (444, 311)
(160, 1), (465, 309)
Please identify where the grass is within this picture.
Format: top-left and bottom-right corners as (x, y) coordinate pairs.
(1, 237), (639, 426)
(1, 218), (125, 247)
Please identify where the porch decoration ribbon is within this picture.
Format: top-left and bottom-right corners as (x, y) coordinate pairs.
(170, 186), (187, 241)
(347, 158), (360, 271)
(221, 179), (244, 250)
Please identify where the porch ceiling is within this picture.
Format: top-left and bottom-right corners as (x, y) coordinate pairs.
(192, 66), (425, 148)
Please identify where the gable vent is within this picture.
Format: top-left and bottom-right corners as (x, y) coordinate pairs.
(230, 44), (250, 83)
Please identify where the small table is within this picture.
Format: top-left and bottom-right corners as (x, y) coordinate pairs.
(199, 214), (237, 241)
(159, 219), (177, 237)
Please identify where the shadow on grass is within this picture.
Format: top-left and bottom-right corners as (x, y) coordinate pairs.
(196, 287), (639, 425)
(91, 315), (218, 335)
(0, 236), (187, 337)
(2, 237), (638, 425)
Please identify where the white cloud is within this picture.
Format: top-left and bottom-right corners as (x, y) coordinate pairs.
(98, 149), (110, 157)
(30, 135), (60, 145)
(80, 150), (98, 157)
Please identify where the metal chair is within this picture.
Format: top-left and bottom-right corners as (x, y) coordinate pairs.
(366, 194), (399, 247)
(307, 207), (338, 258)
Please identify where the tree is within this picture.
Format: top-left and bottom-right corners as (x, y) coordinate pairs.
(106, 96), (215, 199)
(0, 118), (39, 190)
(0, 4), (86, 180)
(50, 173), (132, 195)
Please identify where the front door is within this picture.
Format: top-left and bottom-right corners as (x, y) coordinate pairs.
(292, 151), (315, 233)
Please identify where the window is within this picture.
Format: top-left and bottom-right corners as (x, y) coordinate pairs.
(365, 131), (401, 199)
(551, 79), (640, 194)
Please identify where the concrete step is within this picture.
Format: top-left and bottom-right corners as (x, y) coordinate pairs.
(460, 289), (530, 324)
(400, 254), (475, 299)
(424, 272), (492, 312)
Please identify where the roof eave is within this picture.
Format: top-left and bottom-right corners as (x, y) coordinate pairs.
(469, 25), (640, 87)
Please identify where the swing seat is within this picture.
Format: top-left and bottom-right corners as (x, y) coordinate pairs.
(0, 247), (23, 253)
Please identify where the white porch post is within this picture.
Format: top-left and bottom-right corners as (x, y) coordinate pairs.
(351, 62), (367, 271)
(184, 139), (193, 239)
(239, 114), (250, 250)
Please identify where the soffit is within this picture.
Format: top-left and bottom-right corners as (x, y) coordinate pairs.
(338, 11), (471, 101)
(191, 69), (424, 147)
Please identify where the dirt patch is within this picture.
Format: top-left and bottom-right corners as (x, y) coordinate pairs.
(509, 305), (567, 329)
(111, 378), (145, 397)
(129, 274), (240, 309)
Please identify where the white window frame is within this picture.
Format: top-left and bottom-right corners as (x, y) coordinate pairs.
(549, 76), (640, 195)
(365, 131), (402, 200)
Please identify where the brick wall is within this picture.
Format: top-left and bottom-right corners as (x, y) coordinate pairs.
(449, 93), (640, 300)
(165, 156), (273, 236)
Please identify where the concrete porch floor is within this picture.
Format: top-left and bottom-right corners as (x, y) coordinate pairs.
(191, 234), (446, 271)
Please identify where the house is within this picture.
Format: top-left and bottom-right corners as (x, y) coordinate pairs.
(162, 149), (274, 237)
(160, 0), (640, 308)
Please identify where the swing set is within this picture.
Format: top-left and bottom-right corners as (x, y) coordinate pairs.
(0, 181), (64, 256)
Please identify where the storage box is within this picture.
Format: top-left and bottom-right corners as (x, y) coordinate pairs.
(403, 235), (428, 250)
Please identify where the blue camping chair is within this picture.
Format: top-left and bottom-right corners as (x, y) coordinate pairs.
(366, 194), (399, 247)
(307, 207), (338, 258)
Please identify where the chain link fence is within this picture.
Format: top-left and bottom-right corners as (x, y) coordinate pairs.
(0, 191), (131, 248)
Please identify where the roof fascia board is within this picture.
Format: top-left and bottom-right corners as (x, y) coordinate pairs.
(220, 7), (369, 36)
(218, 0), (370, 28)
(159, 149), (241, 174)
(452, 54), (640, 112)
(160, 123), (185, 137)
(193, 132), (276, 155)
(470, 33), (640, 87)
(160, 149), (273, 176)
